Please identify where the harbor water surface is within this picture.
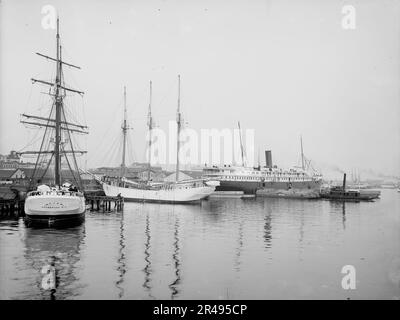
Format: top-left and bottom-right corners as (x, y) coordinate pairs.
(1, 190), (399, 300)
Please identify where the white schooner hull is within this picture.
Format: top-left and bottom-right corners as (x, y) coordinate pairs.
(102, 182), (216, 203)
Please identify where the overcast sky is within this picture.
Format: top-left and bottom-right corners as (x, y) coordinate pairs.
(1, 0), (399, 178)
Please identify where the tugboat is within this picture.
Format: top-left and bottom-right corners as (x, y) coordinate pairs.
(320, 173), (380, 201)
(20, 17), (87, 227)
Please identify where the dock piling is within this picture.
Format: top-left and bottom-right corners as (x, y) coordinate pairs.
(85, 195), (124, 213)
(0, 199), (25, 218)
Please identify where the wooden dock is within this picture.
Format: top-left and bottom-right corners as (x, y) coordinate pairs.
(85, 195), (124, 212)
(0, 186), (25, 217)
(0, 199), (25, 217)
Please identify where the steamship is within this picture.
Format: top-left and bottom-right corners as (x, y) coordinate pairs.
(203, 149), (323, 197)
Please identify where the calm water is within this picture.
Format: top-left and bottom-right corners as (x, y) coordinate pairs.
(1, 190), (399, 300)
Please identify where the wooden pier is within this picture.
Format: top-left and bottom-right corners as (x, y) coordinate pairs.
(0, 186), (25, 217)
(86, 195), (124, 213)
(0, 199), (25, 217)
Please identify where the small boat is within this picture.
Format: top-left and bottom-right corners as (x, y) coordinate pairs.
(101, 77), (218, 203)
(320, 173), (380, 201)
(20, 18), (87, 226)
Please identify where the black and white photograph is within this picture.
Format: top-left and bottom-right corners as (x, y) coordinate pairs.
(0, 0), (399, 306)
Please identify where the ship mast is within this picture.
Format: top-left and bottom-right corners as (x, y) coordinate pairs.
(19, 16), (87, 190)
(176, 75), (181, 183)
(147, 81), (153, 182)
(54, 17), (62, 186)
(238, 121), (245, 167)
(120, 86), (128, 177)
(300, 135), (305, 171)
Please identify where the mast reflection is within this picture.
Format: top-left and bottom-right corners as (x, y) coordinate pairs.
(234, 219), (244, 272)
(299, 209), (304, 245)
(264, 207), (272, 249)
(116, 212), (126, 299)
(329, 201), (347, 230)
(169, 216), (181, 299)
(342, 202), (346, 230)
(143, 213), (154, 298)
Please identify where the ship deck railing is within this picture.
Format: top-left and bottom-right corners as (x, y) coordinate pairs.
(105, 180), (208, 190)
(27, 190), (84, 197)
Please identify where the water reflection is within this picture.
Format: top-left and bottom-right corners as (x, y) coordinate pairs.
(1, 191), (398, 300)
(21, 224), (85, 299)
(143, 213), (154, 299)
(342, 202), (346, 230)
(298, 208), (304, 245)
(116, 212), (126, 299)
(264, 206), (272, 249)
(169, 216), (181, 299)
(234, 219), (244, 272)
(201, 199), (228, 222)
(329, 201), (347, 230)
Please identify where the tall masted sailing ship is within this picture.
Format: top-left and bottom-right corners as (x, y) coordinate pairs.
(203, 136), (323, 198)
(20, 18), (87, 226)
(100, 76), (219, 203)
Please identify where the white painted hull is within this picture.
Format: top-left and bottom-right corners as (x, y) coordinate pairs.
(24, 194), (86, 217)
(102, 182), (215, 203)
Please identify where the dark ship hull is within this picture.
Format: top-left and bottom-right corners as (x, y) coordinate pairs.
(216, 179), (322, 195)
(216, 180), (259, 194)
(320, 191), (380, 201)
(256, 180), (322, 198)
(25, 213), (85, 228)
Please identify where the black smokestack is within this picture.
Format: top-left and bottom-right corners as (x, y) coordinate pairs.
(265, 150), (272, 168)
(342, 173), (346, 191)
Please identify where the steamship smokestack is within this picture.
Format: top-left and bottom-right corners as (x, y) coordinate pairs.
(342, 173), (347, 191)
(265, 150), (272, 168)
